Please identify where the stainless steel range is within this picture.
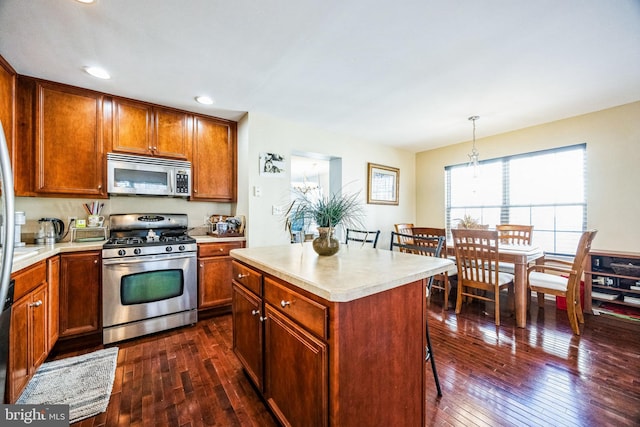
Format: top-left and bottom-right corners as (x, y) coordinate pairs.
(102, 213), (197, 344)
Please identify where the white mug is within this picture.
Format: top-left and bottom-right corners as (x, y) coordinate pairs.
(87, 215), (104, 227)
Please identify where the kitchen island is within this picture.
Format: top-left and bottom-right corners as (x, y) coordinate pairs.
(230, 243), (453, 427)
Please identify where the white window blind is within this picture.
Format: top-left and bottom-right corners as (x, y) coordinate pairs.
(445, 144), (586, 255)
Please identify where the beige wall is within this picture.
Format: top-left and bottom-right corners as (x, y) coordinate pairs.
(15, 195), (233, 240)
(241, 112), (416, 249)
(415, 101), (640, 253)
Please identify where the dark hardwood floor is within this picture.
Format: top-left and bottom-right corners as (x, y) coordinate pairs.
(60, 294), (640, 427)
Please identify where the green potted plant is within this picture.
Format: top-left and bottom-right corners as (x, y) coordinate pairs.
(285, 188), (364, 256)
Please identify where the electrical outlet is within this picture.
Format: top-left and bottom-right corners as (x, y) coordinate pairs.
(272, 205), (283, 215)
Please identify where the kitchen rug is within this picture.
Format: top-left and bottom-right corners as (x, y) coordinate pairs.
(17, 347), (118, 424)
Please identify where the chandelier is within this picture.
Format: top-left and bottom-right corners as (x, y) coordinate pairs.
(467, 115), (480, 174)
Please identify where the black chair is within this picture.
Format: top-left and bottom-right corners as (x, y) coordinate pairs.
(390, 231), (445, 396)
(344, 229), (380, 248)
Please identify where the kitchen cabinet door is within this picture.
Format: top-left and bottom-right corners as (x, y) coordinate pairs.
(8, 295), (29, 402)
(111, 98), (191, 159)
(47, 255), (60, 351)
(198, 242), (244, 312)
(0, 55), (15, 162)
(232, 284), (264, 390)
(59, 251), (101, 338)
(111, 97), (153, 156)
(8, 282), (48, 403)
(154, 107), (191, 159)
(33, 80), (106, 197)
(264, 305), (328, 427)
(199, 256), (233, 309)
(30, 284), (49, 370)
(191, 115), (237, 201)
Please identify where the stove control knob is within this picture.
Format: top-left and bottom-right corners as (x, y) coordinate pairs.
(178, 245), (185, 251)
(134, 248), (142, 255)
(118, 249), (126, 256)
(166, 246), (173, 252)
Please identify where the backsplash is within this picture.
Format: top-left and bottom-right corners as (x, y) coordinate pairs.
(15, 196), (236, 243)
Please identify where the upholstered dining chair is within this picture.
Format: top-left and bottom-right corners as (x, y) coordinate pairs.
(412, 227), (455, 309)
(344, 228), (381, 248)
(495, 224), (534, 274)
(528, 230), (598, 335)
(390, 231), (445, 396)
(451, 228), (515, 326)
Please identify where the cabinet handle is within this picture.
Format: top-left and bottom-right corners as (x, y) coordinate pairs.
(260, 316), (267, 322)
(251, 309), (260, 316)
(30, 300), (43, 308)
(94, 259), (98, 264)
(237, 273), (249, 279)
(200, 263), (204, 268)
(280, 300), (291, 308)
(219, 248), (224, 252)
(98, 184), (102, 190)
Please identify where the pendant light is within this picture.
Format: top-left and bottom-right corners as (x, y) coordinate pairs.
(467, 116), (480, 176)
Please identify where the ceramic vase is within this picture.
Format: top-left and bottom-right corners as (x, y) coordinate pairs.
(312, 227), (340, 256)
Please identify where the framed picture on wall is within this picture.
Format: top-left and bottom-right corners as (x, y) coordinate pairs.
(259, 152), (286, 177)
(367, 163), (399, 205)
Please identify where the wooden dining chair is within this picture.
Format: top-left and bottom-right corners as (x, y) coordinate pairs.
(390, 231), (445, 396)
(412, 227), (455, 309)
(394, 223), (414, 252)
(495, 224), (534, 274)
(528, 230), (597, 335)
(344, 228), (381, 248)
(451, 228), (515, 326)
(496, 224), (534, 245)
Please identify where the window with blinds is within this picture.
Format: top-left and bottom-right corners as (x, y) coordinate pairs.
(445, 144), (586, 255)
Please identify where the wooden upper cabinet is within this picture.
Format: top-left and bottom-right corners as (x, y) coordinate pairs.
(34, 80), (106, 197)
(191, 115), (237, 202)
(0, 55), (16, 162)
(154, 108), (192, 159)
(110, 97), (191, 160)
(111, 98), (152, 156)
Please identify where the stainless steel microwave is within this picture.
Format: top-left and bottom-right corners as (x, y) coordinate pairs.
(106, 153), (191, 197)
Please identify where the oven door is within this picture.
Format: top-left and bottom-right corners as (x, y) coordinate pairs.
(102, 252), (197, 328)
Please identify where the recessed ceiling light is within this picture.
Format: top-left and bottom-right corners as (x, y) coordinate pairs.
(84, 66), (110, 79)
(195, 95), (214, 105)
(76, 0), (96, 4)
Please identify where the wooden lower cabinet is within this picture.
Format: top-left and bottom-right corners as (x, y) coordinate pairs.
(232, 259), (427, 426)
(232, 283), (263, 388)
(264, 305), (328, 427)
(46, 255), (60, 352)
(232, 261), (329, 427)
(197, 241), (244, 313)
(8, 261), (48, 403)
(59, 251), (101, 338)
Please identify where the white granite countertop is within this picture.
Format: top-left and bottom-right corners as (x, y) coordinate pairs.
(9, 241), (106, 273)
(230, 243), (454, 302)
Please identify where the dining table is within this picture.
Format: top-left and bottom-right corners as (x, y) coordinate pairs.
(447, 243), (545, 328)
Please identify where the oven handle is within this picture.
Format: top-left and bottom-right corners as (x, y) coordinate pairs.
(102, 252), (196, 266)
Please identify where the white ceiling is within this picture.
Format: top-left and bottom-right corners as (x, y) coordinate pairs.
(1, 0), (638, 153)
